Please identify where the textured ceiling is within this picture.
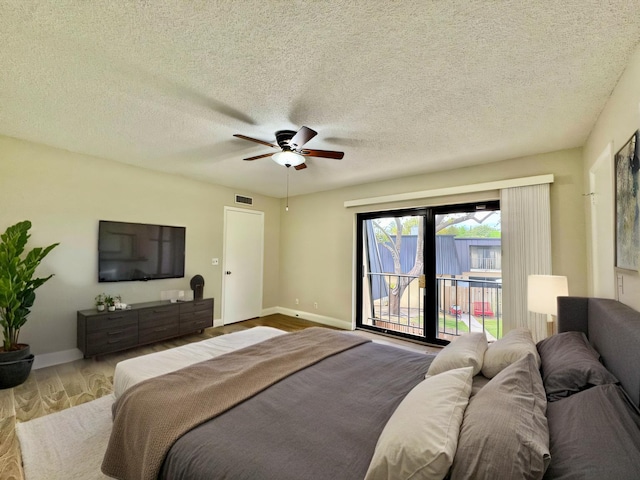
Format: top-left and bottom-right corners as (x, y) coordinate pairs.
(2, 1), (640, 198)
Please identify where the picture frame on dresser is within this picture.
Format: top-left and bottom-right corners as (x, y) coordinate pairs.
(614, 130), (640, 271)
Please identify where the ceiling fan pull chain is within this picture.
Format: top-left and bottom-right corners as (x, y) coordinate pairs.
(286, 170), (290, 212)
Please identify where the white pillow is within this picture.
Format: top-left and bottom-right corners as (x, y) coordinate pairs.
(481, 328), (540, 378)
(365, 366), (474, 480)
(427, 332), (488, 377)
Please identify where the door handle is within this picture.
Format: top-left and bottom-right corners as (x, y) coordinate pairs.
(226, 271), (232, 275)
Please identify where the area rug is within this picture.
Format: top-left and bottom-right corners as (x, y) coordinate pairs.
(16, 394), (114, 480)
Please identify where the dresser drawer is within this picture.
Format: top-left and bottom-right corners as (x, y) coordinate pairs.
(86, 311), (138, 333)
(86, 324), (138, 356)
(139, 323), (180, 344)
(139, 305), (179, 330)
(179, 309), (212, 334)
(179, 299), (213, 314)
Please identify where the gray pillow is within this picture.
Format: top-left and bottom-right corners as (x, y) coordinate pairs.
(450, 353), (550, 480)
(544, 384), (640, 480)
(536, 331), (618, 401)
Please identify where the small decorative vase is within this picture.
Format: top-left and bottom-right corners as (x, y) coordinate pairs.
(108, 305), (116, 312)
(97, 304), (105, 312)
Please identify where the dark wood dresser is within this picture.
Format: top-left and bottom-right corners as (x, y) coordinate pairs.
(77, 298), (214, 358)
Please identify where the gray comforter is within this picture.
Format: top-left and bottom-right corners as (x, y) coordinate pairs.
(160, 342), (434, 480)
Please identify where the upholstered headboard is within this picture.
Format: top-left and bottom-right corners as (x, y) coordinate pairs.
(557, 296), (640, 407)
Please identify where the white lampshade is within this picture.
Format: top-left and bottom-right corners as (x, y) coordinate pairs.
(527, 274), (568, 317)
(272, 151), (305, 167)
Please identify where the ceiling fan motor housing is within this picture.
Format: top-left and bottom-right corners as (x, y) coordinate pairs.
(275, 130), (298, 150)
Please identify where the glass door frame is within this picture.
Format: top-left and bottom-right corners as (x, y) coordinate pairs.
(356, 200), (500, 346)
(355, 207), (445, 346)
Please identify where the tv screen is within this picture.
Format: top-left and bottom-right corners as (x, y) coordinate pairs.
(98, 220), (185, 282)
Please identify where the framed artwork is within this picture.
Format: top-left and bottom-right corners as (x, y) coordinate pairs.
(615, 130), (640, 270)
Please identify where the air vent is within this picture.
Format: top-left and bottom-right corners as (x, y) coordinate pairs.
(235, 194), (253, 206)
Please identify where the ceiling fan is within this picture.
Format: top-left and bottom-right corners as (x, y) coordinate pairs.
(233, 126), (344, 170)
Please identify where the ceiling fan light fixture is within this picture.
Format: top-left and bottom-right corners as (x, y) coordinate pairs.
(272, 150), (305, 167)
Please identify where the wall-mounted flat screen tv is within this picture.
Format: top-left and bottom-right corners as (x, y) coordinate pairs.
(98, 220), (185, 282)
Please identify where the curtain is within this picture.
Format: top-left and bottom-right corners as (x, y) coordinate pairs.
(501, 183), (551, 342)
(365, 220), (388, 301)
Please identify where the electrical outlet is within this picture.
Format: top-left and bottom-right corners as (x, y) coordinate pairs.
(211, 258), (219, 266)
(295, 298), (299, 305)
(314, 302), (318, 309)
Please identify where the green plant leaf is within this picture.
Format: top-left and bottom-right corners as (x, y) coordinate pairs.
(0, 221), (58, 350)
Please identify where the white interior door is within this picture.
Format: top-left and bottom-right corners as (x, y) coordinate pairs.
(222, 207), (264, 324)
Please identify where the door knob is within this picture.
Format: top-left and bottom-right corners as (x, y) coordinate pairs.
(226, 271), (232, 275)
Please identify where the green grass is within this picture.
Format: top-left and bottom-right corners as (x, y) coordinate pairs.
(478, 317), (502, 338)
(438, 314), (502, 338)
(386, 313), (502, 339)
(438, 314), (469, 335)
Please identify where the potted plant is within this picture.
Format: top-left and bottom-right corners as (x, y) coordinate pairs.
(105, 295), (116, 311)
(0, 220), (58, 389)
(95, 293), (106, 312)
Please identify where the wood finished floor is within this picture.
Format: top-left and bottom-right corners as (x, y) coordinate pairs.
(0, 315), (440, 480)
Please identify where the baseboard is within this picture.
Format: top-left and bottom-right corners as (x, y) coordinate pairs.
(213, 318), (224, 327)
(273, 307), (353, 330)
(33, 348), (84, 370)
(260, 306), (279, 316)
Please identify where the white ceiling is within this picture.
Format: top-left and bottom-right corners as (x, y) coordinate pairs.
(2, 1), (640, 198)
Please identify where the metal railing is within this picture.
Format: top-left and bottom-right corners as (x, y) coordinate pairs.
(366, 273), (502, 340)
(366, 272), (423, 336)
(437, 277), (502, 340)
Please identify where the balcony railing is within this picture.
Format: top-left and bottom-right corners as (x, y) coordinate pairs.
(438, 277), (502, 341)
(365, 273), (502, 340)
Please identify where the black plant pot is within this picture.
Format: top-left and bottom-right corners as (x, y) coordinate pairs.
(0, 345), (34, 389)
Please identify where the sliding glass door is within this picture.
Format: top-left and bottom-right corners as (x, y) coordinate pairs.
(356, 207), (441, 344)
(434, 202), (502, 342)
(356, 201), (500, 345)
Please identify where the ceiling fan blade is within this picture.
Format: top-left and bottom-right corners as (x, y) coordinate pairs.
(233, 134), (279, 149)
(294, 163), (307, 170)
(243, 153), (274, 161)
(300, 149), (344, 159)
(290, 126), (317, 149)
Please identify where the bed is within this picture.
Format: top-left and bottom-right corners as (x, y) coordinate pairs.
(112, 326), (286, 398)
(101, 297), (640, 480)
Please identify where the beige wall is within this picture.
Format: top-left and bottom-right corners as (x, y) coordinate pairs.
(280, 148), (587, 326)
(3, 42), (638, 360)
(0, 136), (281, 356)
(0, 121), (591, 356)
(583, 43), (640, 309)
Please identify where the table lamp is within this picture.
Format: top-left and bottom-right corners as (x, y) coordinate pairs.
(527, 274), (568, 336)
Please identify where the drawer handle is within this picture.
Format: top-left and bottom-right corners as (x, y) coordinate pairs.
(107, 339), (121, 344)
(108, 330), (125, 335)
(108, 315), (124, 320)
(154, 327), (169, 332)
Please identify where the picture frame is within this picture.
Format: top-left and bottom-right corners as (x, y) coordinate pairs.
(615, 130), (640, 270)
